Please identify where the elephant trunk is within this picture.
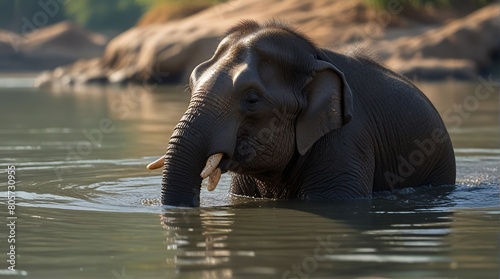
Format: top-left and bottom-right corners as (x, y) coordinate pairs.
(161, 109), (208, 206)
(160, 104), (234, 206)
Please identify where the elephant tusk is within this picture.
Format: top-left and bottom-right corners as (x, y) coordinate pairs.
(146, 155), (166, 170)
(200, 153), (223, 179)
(207, 168), (221, 191)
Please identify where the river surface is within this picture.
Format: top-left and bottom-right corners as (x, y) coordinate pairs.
(0, 76), (498, 278)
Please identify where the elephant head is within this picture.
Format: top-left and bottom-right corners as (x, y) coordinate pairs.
(149, 20), (353, 206)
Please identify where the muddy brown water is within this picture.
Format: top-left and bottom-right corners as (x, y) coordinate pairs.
(0, 77), (498, 278)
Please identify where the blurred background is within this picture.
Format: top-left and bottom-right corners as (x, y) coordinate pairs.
(0, 0), (228, 35)
(0, 0), (498, 81)
(0, 0), (495, 33)
(0, 1), (498, 278)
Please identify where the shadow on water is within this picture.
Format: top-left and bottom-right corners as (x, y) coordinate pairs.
(158, 186), (473, 278)
(151, 78), (499, 279)
(0, 78), (498, 278)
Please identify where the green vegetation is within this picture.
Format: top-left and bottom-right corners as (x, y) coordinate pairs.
(64, 0), (146, 32)
(0, 0), (146, 33)
(0, 0), (66, 32)
(0, 0), (227, 33)
(0, 0), (494, 33)
(364, 0), (495, 9)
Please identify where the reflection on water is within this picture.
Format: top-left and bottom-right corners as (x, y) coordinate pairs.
(160, 199), (500, 279)
(421, 80), (499, 149)
(0, 78), (498, 278)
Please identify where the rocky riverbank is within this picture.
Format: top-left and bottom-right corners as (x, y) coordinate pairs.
(0, 21), (107, 72)
(31, 0), (500, 87)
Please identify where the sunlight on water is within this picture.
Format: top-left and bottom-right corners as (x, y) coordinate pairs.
(0, 79), (498, 278)
(0, 77), (36, 88)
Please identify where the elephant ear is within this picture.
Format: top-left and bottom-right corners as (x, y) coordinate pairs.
(296, 60), (353, 155)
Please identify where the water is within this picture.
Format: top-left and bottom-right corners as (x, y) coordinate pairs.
(0, 76), (498, 278)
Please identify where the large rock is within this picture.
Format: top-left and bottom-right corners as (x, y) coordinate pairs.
(35, 1), (499, 87)
(388, 3), (500, 79)
(0, 21), (107, 72)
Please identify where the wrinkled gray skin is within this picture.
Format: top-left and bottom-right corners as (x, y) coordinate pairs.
(160, 20), (456, 206)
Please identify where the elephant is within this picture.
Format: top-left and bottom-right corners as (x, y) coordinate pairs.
(147, 20), (456, 207)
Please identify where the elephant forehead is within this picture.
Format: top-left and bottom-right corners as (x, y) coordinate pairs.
(192, 30), (313, 98)
(193, 66), (232, 94)
(189, 54), (260, 106)
(239, 30), (316, 71)
(230, 52), (263, 89)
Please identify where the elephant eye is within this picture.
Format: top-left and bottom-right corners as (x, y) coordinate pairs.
(245, 91), (261, 111)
